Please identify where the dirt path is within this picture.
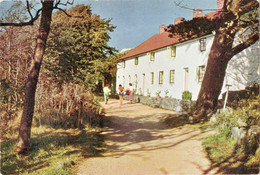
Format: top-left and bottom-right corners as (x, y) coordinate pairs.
(76, 99), (217, 175)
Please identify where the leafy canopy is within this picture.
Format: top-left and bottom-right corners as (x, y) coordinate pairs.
(43, 5), (116, 91)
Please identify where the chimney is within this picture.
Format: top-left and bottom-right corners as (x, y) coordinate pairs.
(217, 0), (225, 10)
(193, 9), (203, 18)
(174, 17), (185, 25)
(159, 25), (167, 34)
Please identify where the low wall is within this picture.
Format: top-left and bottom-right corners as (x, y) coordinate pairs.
(131, 96), (194, 112)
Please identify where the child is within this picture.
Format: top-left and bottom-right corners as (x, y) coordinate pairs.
(103, 84), (111, 104)
(118, 84), (124, 105)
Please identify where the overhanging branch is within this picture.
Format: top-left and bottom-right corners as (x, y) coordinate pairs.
(54, 7), (72, 17)
(53, 7), (84, 18)
(225, 33), (259, 59)
(237, 0), (259, 17)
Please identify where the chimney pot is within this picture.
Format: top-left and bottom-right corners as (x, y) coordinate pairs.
(159, 25), (167, 34)
(174, 17), (185, 25)
(193, 9), (203, 18)
(217, 0), (225, 10)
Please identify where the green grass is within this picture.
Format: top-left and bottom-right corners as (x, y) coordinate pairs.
(1, 126), (105, 175)
(203, 127), (260, 174)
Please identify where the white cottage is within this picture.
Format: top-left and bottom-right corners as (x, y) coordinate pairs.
(116, 1), (259, 101)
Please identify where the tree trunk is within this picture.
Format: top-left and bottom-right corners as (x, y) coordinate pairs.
(189, 30), (234, 123)
(16, 0), (54, 154)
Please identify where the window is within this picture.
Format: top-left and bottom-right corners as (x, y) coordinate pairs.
(170, 70), (175, 84)
(150, 52), (155, 61)
(122, 60), (125, 68)
(129, 75), (131, 84)
(197, 65), (205, 82)
(171, 46), (176, 57)
(135, 57), (138, 65)
(151, 72), (154, 84)
(159, 71), (164, 84)
(200, 38), (206, 51)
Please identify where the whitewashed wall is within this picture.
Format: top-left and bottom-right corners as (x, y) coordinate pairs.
(117, 35), (214, 100)
(221, 40), (260, 95)
(117, 34), (259, 101)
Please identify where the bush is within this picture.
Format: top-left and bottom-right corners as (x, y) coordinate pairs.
(34, 81), (104, 129)
(213, 95), (259, 129)
(205, 93), (260, 174)
(182, 91), (192, 100)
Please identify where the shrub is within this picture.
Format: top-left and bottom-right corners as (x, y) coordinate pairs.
(213, 95), (259, 130)
(205, 93), (260, 174)
(34, 81), (104, 129)
(182, 91), (192, 100)
(147, 89), (151, 97)
(155, 90), (161, 97)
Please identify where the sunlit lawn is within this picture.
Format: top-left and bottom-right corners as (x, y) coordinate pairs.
(1, 126), (105, 175)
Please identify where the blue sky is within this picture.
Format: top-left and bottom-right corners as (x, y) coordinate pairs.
(0, 0), (218, 51)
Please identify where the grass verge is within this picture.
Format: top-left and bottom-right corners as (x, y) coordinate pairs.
(164, 114), (259, 174)
(1, 126), (105, 175)
(203, 127), (259, 174)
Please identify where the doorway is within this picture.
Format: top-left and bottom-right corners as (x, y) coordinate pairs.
(184, 68), (189, 91)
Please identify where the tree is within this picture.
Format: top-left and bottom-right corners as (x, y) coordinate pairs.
(0, 25), (37, 113)
(0, 0), (74, 154)
(168, 0), (259, 123)
(43, 5), (116, 92)
(93, 51), (128, 94)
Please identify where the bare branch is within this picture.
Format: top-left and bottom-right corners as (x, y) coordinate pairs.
(55, 0), (61, 7)
(0, 8), (42, 27)
(53, 7), (72, 17)
(174, 0), (220, 12)
(225, 33), (259, 59)
(55, 0), (74, 6)
(53, 5), (84, 18)
(26, 0), (34, 19)
(174, 1), (195, 11)
(67, 0), (74, 5)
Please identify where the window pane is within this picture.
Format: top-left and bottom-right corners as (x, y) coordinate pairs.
(159, 71), (163, 84)
(150, 52), (155, 61)
(171, 46), (176, 57)
(151, 72), (154, 84)
(200, 39), (206, 51)
(135, 57), (138, 65)
(170, 70), (175, 83)
(198, 65), (205, 82)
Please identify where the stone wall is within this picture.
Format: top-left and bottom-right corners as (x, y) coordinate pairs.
(131, 96), (194, 112)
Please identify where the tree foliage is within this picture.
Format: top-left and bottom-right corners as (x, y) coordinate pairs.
(0, 0), (118, 154)
(169, 0), (259, 41)
(43, 5), (116, 92)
